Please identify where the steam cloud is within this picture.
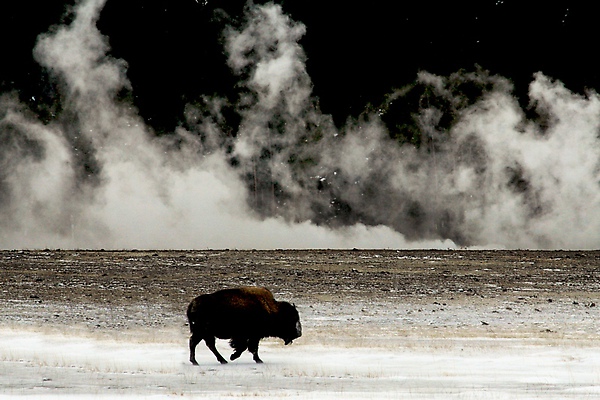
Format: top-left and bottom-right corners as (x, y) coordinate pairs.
(1, 0), (599, 249)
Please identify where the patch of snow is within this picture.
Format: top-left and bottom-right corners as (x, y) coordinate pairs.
(1, 327), (600, 399)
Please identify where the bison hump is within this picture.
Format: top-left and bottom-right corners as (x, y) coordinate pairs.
(210, 287), (278, 313)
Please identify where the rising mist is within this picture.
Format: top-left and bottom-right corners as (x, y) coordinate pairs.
(1, 0), (599, 249)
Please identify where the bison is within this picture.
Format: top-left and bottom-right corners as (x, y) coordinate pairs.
(186, 286), (302, 365)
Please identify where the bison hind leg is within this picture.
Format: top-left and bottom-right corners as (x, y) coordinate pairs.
(203, 336), (228, 364)
(229, 337), (248, 361)
(189, 332), (203, 365)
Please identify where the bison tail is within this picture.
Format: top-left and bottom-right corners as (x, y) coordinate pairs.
(186, 302), (198, 332)
(187, 311), (201, 333)
(187, 298), (208, 333)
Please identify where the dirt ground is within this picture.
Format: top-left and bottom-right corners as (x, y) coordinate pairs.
(1, 249), (599, 340)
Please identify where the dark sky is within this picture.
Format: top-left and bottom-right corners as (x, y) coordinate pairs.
(1, 1), (598, 130)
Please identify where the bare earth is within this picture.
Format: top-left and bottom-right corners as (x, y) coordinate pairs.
(1, 249), (600, 398)
(1, 249), (599, 334)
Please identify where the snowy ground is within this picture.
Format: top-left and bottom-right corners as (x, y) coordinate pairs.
(2, 307), (600, 399)
(2, 250), (600, 398)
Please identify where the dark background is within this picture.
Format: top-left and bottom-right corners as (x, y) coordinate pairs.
(1, 1), (597, 131)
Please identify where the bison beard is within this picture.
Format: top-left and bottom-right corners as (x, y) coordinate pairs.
(186, 287), (302, 365)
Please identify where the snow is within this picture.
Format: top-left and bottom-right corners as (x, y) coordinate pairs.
(2, 325), (600, 399)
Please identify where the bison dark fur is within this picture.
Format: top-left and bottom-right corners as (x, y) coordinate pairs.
(186, 287), (302, 365)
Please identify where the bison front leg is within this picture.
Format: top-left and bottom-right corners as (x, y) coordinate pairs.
(229, 338), (248, 361)
(204, 336), (228, 364)
(248, 337), (263, 363)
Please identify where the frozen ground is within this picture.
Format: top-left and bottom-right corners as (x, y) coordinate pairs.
(2, 303), (600, 399)
(1, 329), (600, 399)
(1, 250), (600, 398)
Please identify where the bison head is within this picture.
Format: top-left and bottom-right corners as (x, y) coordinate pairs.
(277, 302), (302, 345)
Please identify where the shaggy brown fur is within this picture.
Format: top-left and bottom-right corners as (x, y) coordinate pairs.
(187, 286), (302, 365)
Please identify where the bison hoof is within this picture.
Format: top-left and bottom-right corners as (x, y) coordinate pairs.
(190, 359), (199, 366)
(219, 359), (228, 364)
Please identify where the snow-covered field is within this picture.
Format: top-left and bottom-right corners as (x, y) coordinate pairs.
(2, 308), (600, 399)
(2, 250), (600, 398)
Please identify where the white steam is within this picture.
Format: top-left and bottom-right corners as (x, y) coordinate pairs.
(0, 0), (599, 249)
(0, 0), (420, 249)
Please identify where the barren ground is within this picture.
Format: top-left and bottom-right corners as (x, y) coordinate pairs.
(2, 249), (600, 334)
